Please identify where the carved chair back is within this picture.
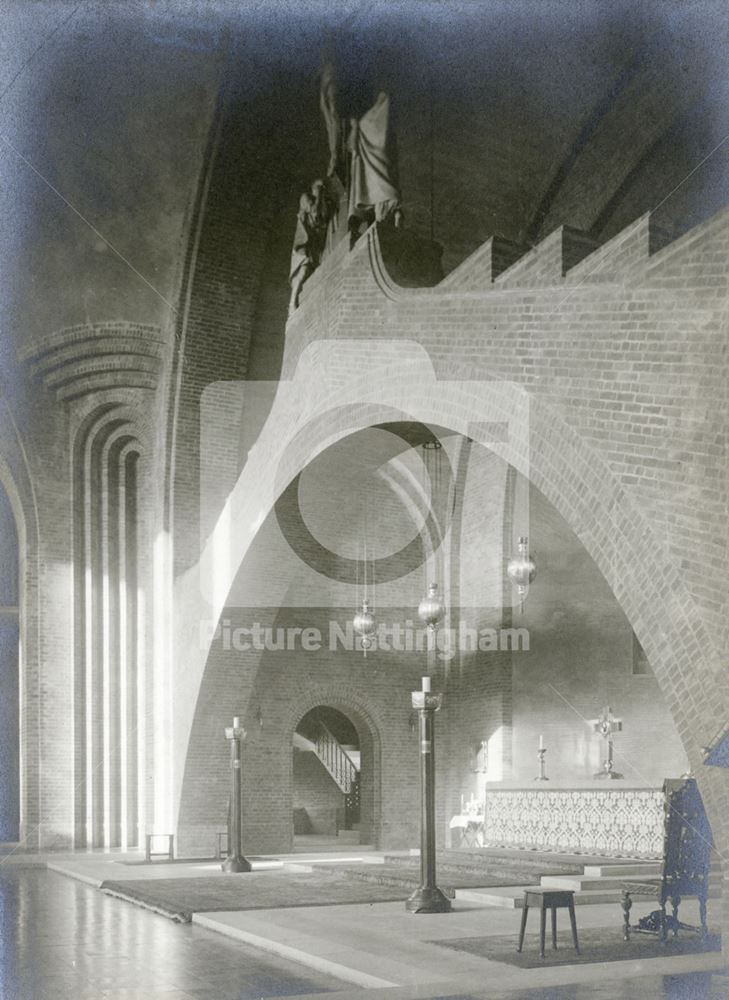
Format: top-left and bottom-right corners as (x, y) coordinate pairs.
(660, 777), (712, 905)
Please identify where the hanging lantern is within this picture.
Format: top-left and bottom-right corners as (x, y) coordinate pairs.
(353, 599), (376, 656)
(418, 582), (444, 632)
(507, 535), (537, 611)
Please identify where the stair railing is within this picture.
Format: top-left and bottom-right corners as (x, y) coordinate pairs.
(313, 721), (358, 794)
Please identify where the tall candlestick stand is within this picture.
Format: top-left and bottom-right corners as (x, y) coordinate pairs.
(222, 716), (252, 872)
(406, 677), (452, 913)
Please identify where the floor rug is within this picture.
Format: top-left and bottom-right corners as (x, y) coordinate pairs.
(100, 870), (413, 922)
(430, 926), (722, 969)
(312, 862), (534, 890)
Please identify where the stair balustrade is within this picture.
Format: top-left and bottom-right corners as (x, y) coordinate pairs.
(313, 722), (358, 793)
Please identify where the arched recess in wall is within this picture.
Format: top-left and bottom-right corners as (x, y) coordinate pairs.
(0, 448), (39, 848)
(0, 475), (21, 841)
(284, 690), (382, 849)
(72, 405), (146, 849)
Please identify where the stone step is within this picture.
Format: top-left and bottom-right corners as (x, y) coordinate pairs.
(455, 885), (624, 908)
(582, 860), (723, 877)
(583, 862), (662, 877)
(336, 830), (361, 843)
(541, 875), (638, 892)
(384, 860), (575, 884)
(541, 871), (724, 893)
(383, 850), (583, 876)
(458, 879), (723, 909)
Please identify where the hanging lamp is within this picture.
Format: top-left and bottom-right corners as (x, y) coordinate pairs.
(418, 582), (444, 632)
(353, 599), (376, 655)
(352, 539), (377, 656)
(506, 535), (537, 612)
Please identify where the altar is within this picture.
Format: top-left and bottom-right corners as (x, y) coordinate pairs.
(472, 782), (665, 858)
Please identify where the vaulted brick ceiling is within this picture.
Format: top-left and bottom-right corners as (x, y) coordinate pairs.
(2, 1), (728, 345)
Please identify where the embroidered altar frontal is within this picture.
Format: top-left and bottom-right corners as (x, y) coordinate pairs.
(484, 787), (664, 857)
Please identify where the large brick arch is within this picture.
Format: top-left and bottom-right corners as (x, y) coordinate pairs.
(176, 352), (727, 864)
(0, 453), (38, 846)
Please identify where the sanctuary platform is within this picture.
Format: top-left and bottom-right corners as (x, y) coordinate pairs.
(454, 783), (665, 858)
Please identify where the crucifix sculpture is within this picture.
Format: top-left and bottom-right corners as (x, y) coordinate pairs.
(591, 705), (623, 779)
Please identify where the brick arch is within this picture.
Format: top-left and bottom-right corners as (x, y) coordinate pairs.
(72, 403), (147, 847)
(18, 322), (165, 402)
(0, 455), (30, 549)
(0, 454), (37, 846)
(284, 685), (384, 849)
(176, 352), (727, 880)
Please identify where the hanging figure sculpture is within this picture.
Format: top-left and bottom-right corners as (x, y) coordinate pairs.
(288, 178), (332, 315)
(319, 61), (403, 248)
(289, 62), (404, 316)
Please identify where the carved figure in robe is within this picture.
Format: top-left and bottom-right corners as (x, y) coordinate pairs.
(288, 179), (332, 315)
(319, 62), (403, 246)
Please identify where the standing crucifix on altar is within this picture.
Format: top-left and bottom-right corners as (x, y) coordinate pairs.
(590, 706), (623, 779)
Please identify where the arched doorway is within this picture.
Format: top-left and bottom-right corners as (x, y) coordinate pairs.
(291, 702), (378, 850)
(0, 480), (20, 842)
(293, 707), (361, 846)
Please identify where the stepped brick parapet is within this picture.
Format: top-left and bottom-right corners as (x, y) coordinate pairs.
(493, 225), (598, 288)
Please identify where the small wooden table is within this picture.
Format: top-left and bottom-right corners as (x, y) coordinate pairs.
(517, 888), (580, 959)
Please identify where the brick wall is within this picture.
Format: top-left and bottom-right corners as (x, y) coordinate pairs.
(170, 210), (728, 947)
(293, 750), (345, 835)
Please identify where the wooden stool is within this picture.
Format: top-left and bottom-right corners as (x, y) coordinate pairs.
(517, 889), (580, 959)
(145, 833), (174, 862)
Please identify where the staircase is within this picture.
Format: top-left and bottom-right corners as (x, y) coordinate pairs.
(311, 722), (360, 831)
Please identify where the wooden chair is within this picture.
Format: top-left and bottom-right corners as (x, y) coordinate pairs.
(620, 777), (712, 942)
